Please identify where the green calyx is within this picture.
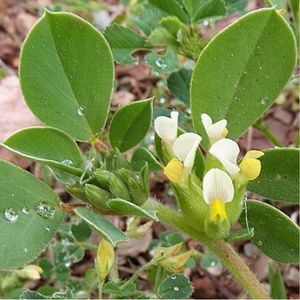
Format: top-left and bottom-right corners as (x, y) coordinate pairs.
(172, 172), (208, 230)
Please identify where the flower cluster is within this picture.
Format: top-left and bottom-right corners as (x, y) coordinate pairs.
(154, 111), (264, 239)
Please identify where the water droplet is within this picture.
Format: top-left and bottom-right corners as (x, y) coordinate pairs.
(61, 159), (73, 166)
(173, 286), (179, 291)
(203, 20), (209, 26)
(35, 202), (55, 218)
(259, 66), (262, 70)
(21, 207), (30, 214)
(171, 275), (177, 279)
(257, 240), (263, 246)
(24, 248), (28, 253)
(159, 96), (166, 104)
(4, 208), (19, 222)
(77, 105), (86, 116)
(45, 226), (50, 232)
(260, 96), (269, 105)
(155, 57), (167, 69)
(230, 53), (234, 57)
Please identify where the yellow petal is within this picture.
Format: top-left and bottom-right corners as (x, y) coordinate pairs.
(239, 158), (261, 180)
(210, 198), (227, 222)
(163, 158), (184, 182)
(97, 239), (115, 282)
(221, 128), (229, 138)
(244, 150), (264, 160)
(160, 250), (194, 273)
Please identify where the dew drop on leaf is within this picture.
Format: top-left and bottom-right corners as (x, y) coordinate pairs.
(155, 57), (167, 69)
(77, 105), (86, 116)
(4, 208), (19, 222)
(35, 202), (55, 218)
(173, 286), (179, 291)
(260, 96), (269, 105)
(61, 159), (74, 166)
(45, 226), (50, 232)
(21, 207), (30, 214)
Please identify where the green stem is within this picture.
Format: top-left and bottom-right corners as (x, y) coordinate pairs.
(254, 120), (283, 147)
(146, 199), (269, 299)
(122, 260), (157, 289)
(98, 281), (103, 299)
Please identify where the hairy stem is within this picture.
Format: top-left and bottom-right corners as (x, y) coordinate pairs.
(146, 199), (269, 299)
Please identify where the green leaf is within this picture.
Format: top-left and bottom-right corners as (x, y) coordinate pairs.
(145, 50), (180, 75)
(107, 198), (157, 220)
(131, 147), (163, 171)
(104, 24), (145, 64)
(224, 0), (248, 14)
(147, 27), (179, 48)
(20, 11), (114, 141)
(191, 9), (297, 147)
(183, 0), (227, 22)
(167, 68), (192, 104)
(240, 200), (300, 263)
(160, 16), (184, 37)
(248, 148), (299, 203)
(0, 160), (63, 269)
(71, 220), (92, 241)
(109, 98), (153, 152)
(149, 0), (189, 23)
(3, 127), (83, 174)
(158, 274), (193, 299)
(268, 264), (287, 299)
(74, 207), (128, 246)
(20, 290), (47, 299)
(129, 3), (168, 36)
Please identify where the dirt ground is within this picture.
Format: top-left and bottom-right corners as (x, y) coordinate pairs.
(0, 0), (299, 298)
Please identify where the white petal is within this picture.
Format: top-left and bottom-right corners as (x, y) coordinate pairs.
(173, 133), (202, 169)
(209, 138), (240, 175)
(201, 113), (212, 129)
(154, 111), (178, 144)
(203, 168), (234, 204)
(206, 119), (227, 141)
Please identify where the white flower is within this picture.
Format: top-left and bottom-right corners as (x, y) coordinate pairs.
(164, 132), (202, 182)
(209, 138), (240, 176)
(203, 169), (234, 204)
(201, 113), (228, 143)
(154, 111), (179, 146)
(203, 168), (234, 222)
(173, 133), (202, 172)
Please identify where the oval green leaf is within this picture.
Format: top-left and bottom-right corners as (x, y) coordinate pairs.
(240, 200), (299, 263)
(109, 98), (153, 152)
(3, 127), (83, 175)
(0, 160), (64, 270)
(191, 8), (297, 147)
(108, 198), (157, 220)
(20, 11), (114, 141)
(131, 147), (163, 171)
(158, 274), (193, 299)
(74, 207), (128, 246)
(248, 148), (299, 203)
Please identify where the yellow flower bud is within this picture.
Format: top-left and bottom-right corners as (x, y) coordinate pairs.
(154, 242), (183, 260)
(239, 150), (264, 180)
(97, 239), (115, 282)
(163, 158), (184, 182)
(20, 265), (43, 280)
(160, 250), (194, 273)
(210, 198), (227, 223)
